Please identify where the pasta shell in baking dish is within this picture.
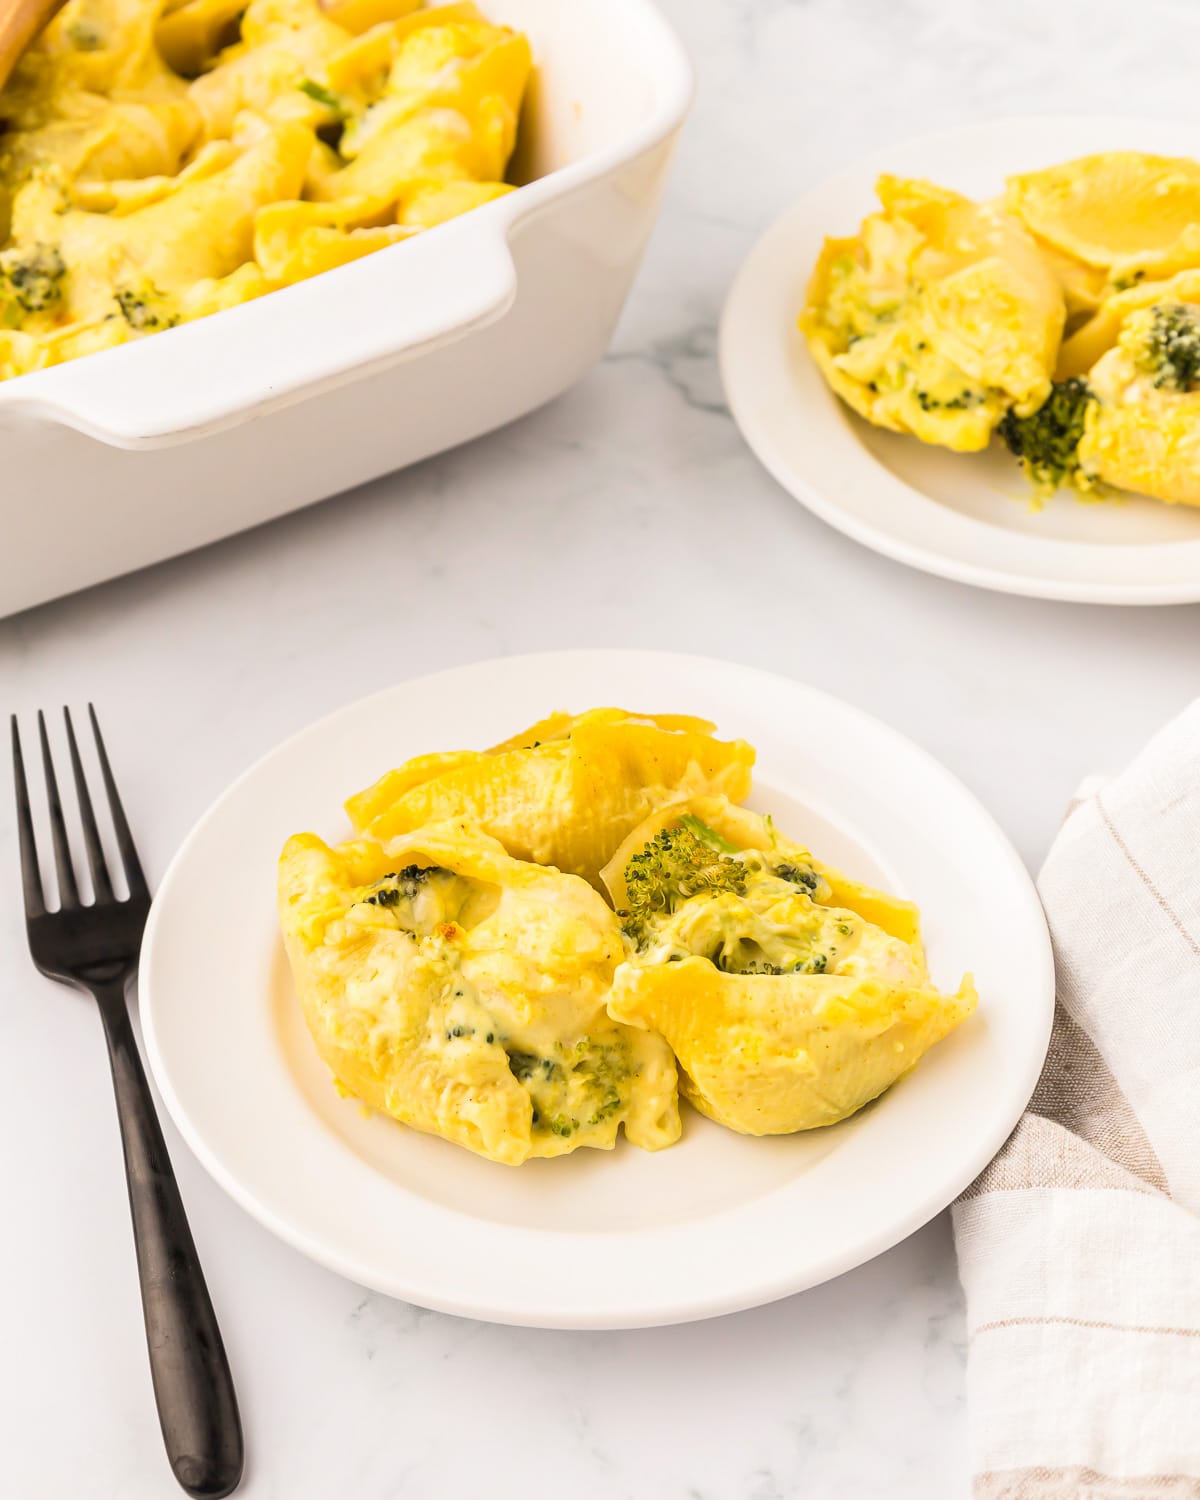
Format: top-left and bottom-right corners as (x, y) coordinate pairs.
(601, 797), (976, 1136)
(278, 820), (680, 1165)
(0, 0), (533, 379)
(6, 120), (311, 328)
(345, 710), (756, 888)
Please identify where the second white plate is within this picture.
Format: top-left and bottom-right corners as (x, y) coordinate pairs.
(720, 115), (1200, 605)
(140, 651), (1054, 1328)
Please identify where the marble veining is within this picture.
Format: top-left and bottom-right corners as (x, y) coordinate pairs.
(3, 1), (1200, 1495)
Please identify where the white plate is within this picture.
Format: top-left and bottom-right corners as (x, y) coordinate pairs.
(720, 116), (1200, 605)
(141, 651), (1053, 1329)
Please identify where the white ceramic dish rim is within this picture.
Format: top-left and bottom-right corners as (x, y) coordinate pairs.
(0, 0), (692, 450)
(719, 114), (1200, 606)
(139, 650), (1055, 1329)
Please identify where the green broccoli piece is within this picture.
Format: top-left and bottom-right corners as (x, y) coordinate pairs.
(915, 387), (984, 412)
(359, 864), (447, 906)
(999, 377), (1095, 491)
(772, 861), (820, 895)
(114, 285), (179, 332)
(297, 78), (347, 116)
(115, 291), (155, 330)
(1, 243), (65, 314)
(677, 813), (739, 854)
(1129, 302), (1200, 392)
(736, 953), (828, 976)
(620, 826), (747, 949)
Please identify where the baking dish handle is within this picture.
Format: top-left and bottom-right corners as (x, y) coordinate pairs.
(2, 213), (519, 449)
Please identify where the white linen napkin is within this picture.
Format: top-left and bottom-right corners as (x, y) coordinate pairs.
(951, 700), (1200, 1499)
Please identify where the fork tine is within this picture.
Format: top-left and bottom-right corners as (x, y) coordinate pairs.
(11, 717), (46, 918)
(87, 704), (148, 900)
(64, 706), (114, 903)
(37, 710), (79, 911)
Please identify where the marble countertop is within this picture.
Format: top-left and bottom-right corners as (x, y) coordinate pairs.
(4, 0), (1200, 1494)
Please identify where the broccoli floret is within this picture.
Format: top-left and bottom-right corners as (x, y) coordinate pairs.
(999, 378), (1094, 491)
(737, 953), (828, 976)
(1128, 302), (1200, 392)
(115, 291), (154, 330)
(1, 243), (65, 313)
(115, 285), (179, 332)
(677, 813), (739, 854)
(773, 861), (820, 895)
(619, 827), (747, 949)
(360, 864), (446, 906)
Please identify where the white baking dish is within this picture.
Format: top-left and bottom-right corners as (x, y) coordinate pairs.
(0, 0), (691, 616)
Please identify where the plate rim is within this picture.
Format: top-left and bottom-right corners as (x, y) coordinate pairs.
(140, 649), (1056, 1327)
(719, 112), (1200, 607)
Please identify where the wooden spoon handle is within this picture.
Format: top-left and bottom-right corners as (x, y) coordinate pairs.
(0, 0), (68, 91)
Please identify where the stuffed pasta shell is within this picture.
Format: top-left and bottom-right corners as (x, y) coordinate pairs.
(601, 798), (976, 1136)
(1006, 152), (1200, 312)
(1076, 300), (1200, 509)
(800, 174), (1065, 452)
(1001, 296), (1200, 507)
(345, 709), (756, 889)
(279, 819), (681, 1165)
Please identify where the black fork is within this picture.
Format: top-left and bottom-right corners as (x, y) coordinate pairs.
(12, 707), (243, 1499)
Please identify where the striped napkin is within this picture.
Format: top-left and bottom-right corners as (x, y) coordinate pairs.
(952, 700), (1200, 1499)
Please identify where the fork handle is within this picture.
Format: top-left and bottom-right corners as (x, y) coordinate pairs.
(95, 980), (244, 1499)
